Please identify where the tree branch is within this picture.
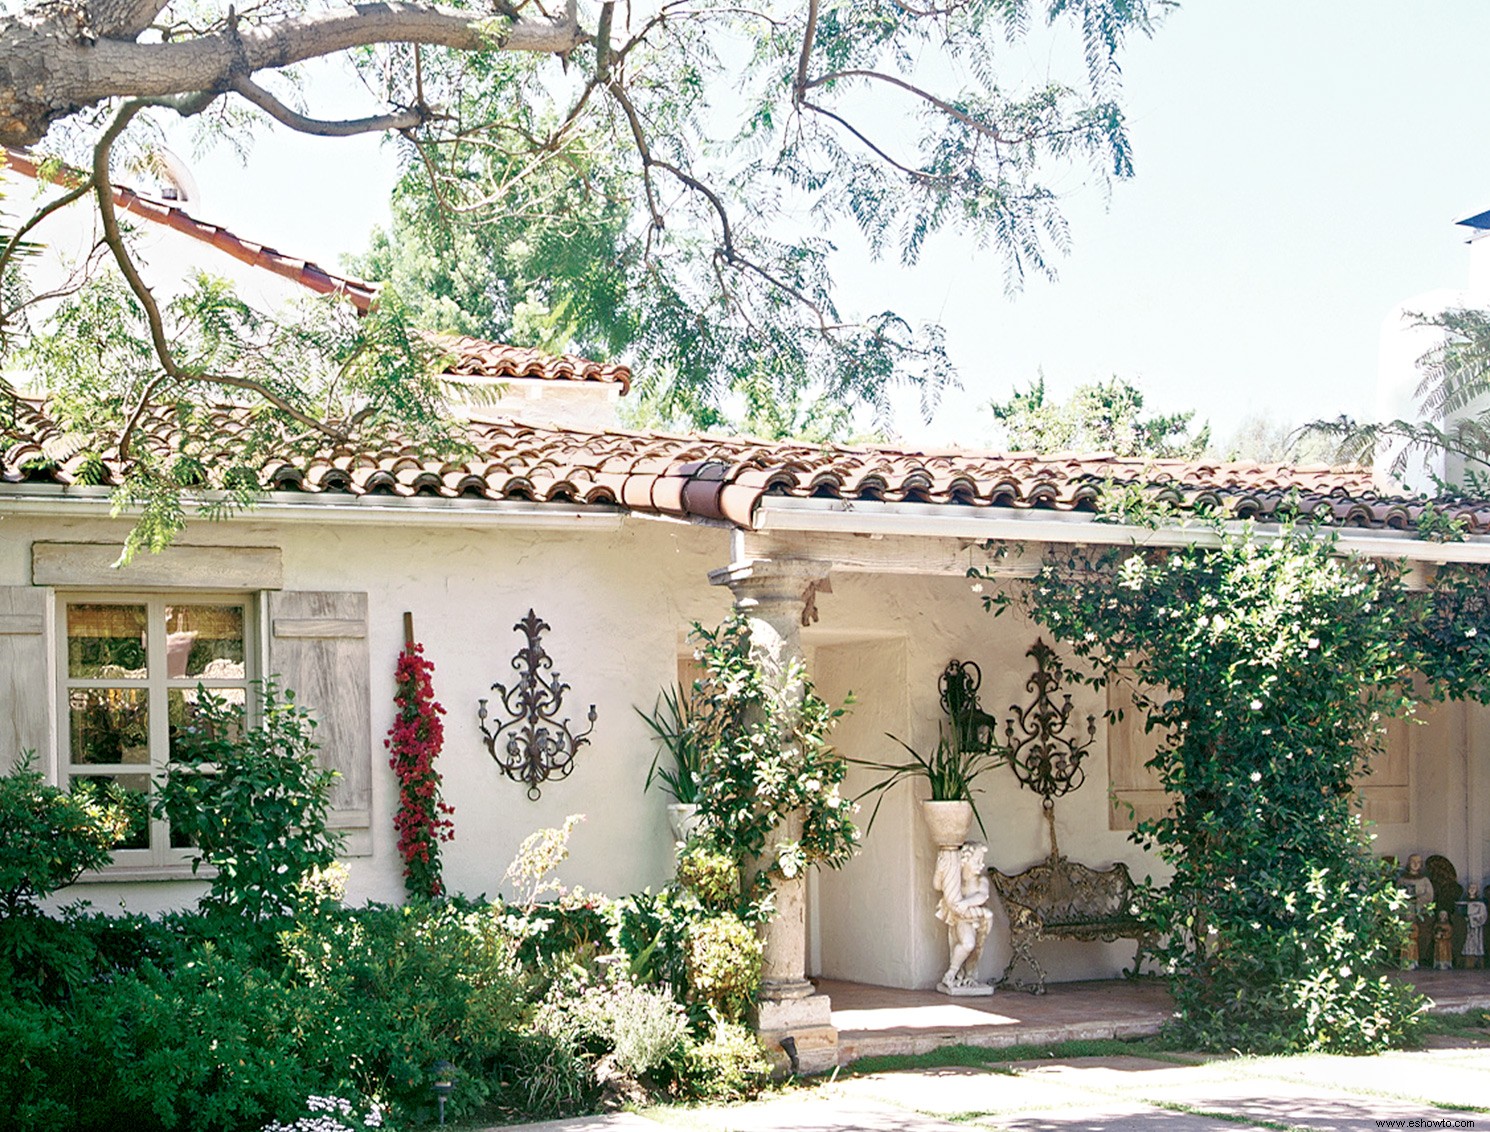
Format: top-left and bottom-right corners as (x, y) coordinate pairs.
(228, 73), (425, 136)
(91, 100), (345, 459)
(794, 0), (818, 101)
(803, 68), (1008, 142)
(1, 2), (588, 145)
(799, 98), (936, 184)
(77, 4), (584, 99)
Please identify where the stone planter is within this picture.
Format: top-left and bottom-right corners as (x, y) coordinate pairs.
(921, 799), (974, 850)
(667, 802), (701, 843)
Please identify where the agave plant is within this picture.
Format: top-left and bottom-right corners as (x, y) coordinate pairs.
(847, 729), (1006, 836)
(637, 683), (702, 804)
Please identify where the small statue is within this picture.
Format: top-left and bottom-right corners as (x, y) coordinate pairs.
(1396, 854), (1435, 968)
(935, 841), (994, 996)
(1434, 911), (1454, 971)
(1398, 854), (1435, 919)
(1401, 921), (1420, 970)
(1464, 882), (1486, 970)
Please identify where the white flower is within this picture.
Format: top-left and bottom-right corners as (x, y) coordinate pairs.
(1307, 637), (1319, 649)
(1468, 628), (1479, 639)
(1249, 771), (1261, 783)
(804, 778), (821, 793)
(1249, 699), (1262, 711)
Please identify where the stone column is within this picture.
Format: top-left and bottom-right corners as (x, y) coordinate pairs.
(708, 554), (839, 1074)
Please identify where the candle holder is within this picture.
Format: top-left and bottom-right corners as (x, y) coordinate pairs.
(478, 610), (596, 800)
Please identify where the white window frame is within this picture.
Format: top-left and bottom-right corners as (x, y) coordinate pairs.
(56, 591), (259, 876)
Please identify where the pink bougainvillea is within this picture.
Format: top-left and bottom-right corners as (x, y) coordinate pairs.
(385, 643), (454, 898)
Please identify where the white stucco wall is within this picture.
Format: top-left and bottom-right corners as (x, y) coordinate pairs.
(1375, 221), (1490, 494)
(4, 508), (733, 915)
(7, 507), (1486, 984)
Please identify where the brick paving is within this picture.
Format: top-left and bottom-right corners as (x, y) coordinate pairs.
(827, 970), (1490, 1065)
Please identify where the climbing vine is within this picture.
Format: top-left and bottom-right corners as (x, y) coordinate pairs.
(386, 642), (454, 899)
(688, 614), (859, 911)
(979, 520), (1439, 1053)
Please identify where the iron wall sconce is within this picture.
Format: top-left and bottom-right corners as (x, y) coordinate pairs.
(939, 658), (1000, 754)
(1004, 638), (1096, 857)
(479, 610), (596, 800)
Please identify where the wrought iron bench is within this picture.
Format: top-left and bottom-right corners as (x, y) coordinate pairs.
(990, 853), (1150, 994)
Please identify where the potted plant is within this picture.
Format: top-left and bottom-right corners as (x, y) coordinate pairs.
(849, 729), (1005, 846)
(637, 682), (703, 840)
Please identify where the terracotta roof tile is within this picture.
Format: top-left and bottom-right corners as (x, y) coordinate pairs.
(432, 334), (630, 390)
(8, 399), (1485, 537)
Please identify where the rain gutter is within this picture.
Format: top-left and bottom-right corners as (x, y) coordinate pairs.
(754, 497), (1490, 565)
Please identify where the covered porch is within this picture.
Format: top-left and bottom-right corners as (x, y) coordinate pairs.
(819, 971), (1490, 1066)
(701, 506), (1490, 1071)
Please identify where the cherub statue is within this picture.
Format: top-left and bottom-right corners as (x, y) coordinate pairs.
(935, 841), (994, 996)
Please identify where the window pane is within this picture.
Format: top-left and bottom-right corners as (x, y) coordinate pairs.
(168, 687), (246, 760)
(165, 605), (245, 679)
(69, 689), (149, 765)
(71, 775), (150, 850)
(67, 604), (148, 678)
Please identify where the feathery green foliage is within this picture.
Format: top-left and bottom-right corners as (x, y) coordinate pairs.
(990, 374), (1210, 457)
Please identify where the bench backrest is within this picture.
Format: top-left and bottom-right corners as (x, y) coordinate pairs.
(990, 855), (1136, 925)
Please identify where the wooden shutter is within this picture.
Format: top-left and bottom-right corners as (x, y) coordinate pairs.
(1354, 716), (1410, 825)
(266, 592), (373, 857)
(1107, 678), (1172, 831)
(0, 586), (50, 770)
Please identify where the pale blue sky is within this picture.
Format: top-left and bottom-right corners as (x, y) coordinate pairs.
(172, 2), (1490, 448)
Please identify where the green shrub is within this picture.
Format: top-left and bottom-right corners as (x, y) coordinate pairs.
(62, 934), (327, 1131)
(536, 973), (689, 1081)
(280, 900), (531, 1122)
(613, 889), (692, 995)
(156, 679), (341, 920)
(495, 1030), (598, 1120)
(0, 752), (127, 914)
(0, 904), (182, 1006)
(675, 840), (739, 911)
(679, 1020), (771, 1101)
(684, 912), (761, 1022)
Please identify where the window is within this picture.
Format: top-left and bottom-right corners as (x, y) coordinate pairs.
(60, 595), (254, 869)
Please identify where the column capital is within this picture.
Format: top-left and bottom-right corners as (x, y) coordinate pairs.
(708, 555), (830, 598)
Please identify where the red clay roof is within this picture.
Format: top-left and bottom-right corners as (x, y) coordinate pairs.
(1, 150), (630, 390)
(433, 334), (629, 390)
(5, 399), (1478, 535)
